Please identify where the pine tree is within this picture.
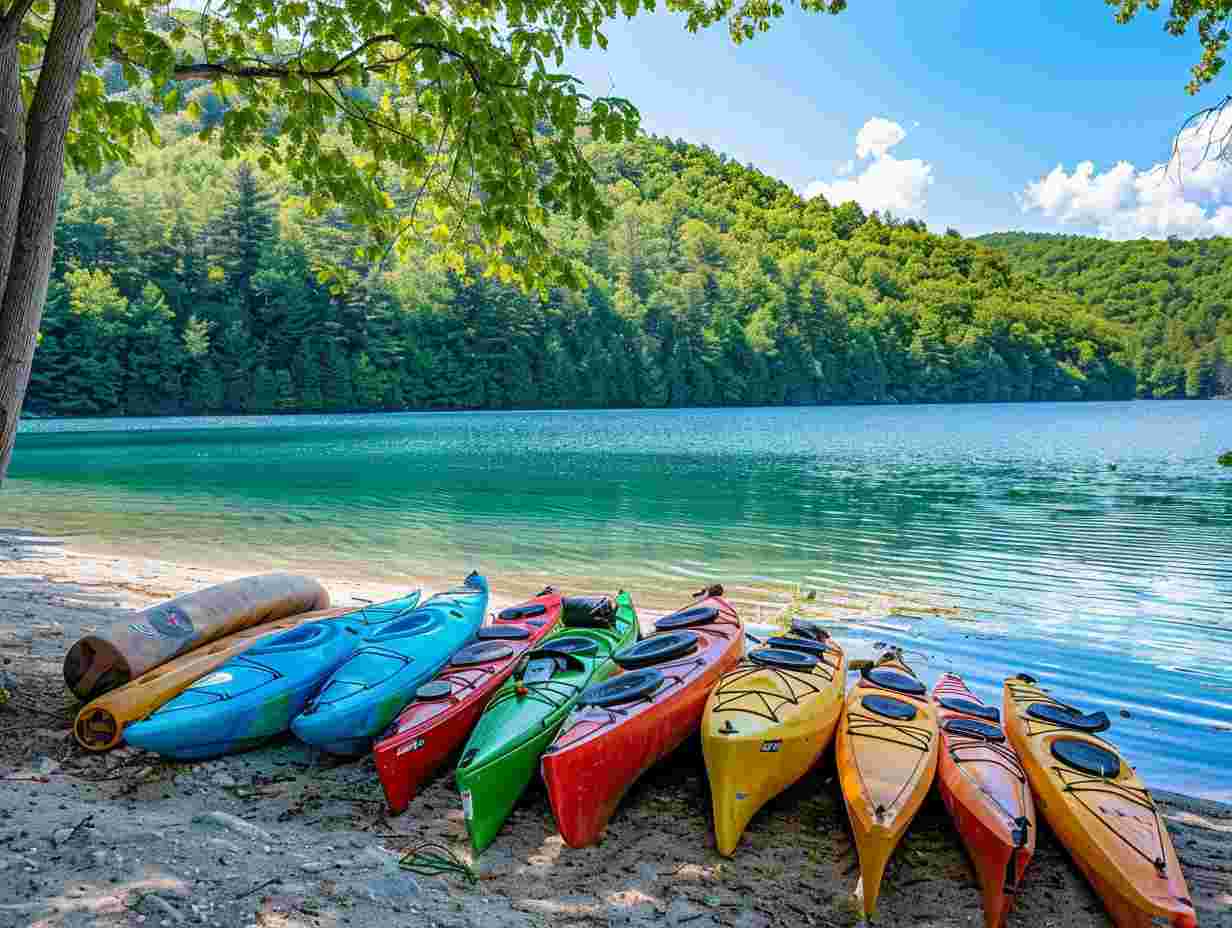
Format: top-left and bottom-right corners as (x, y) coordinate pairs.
(294, 339), (324, 410)
(353, 353), (385, 409)
(273, 369), (296, 411)
(322, 339), (354, 411)
(210, 163), (275, 330)
(188, 360), (224, 413)
(251, 364), (278, 413)
(217, 321), (254, 413)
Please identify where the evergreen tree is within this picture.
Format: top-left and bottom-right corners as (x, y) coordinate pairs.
(211, 163), (275, 330)
(274, 369), (297, 411)
(251, 364), (278, 413)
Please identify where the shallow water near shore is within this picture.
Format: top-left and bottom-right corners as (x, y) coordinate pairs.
(10, 401), (1232, 798)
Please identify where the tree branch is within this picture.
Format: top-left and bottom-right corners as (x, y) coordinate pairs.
(0, 0), (38, 42)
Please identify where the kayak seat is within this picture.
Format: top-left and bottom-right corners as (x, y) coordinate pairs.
(614, 631), (699, 669)
(942, 717), (1005, 741)
(789, 619), (830, 642)
(748, 647), (819, 671)
(451, 641), (516, 667)
(365, 611), (435, 642)
(862, 666), (927, 696)
(562, 596), (616, 629)
(654, 605), (719, 632)
(1051, 737), (1121, 777)
(497, 603), (547, 622)
(937, 696), (1000, 722)
(765, 636), (829, 657)
(247, 622), (336, 655)
(416, 681), (453, 701)
(862, 694), (917, 721)
(1026, 702), (1111, 733)
(578, 668), (664, 708)
(477, 626), (532, 641)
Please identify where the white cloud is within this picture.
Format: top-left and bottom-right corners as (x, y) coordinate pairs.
(855, 117), (907, 159)
(804, 117), (933, 216)
(1020, 108), (1232, 239)
(836, 159), (855, 177)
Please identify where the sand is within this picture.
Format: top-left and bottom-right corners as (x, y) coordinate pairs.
(1, 528), (1229, 928)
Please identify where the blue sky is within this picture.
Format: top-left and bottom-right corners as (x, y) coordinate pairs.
(563, 2), (1229, 238)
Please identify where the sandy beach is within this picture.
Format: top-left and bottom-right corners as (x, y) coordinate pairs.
(1, 527), (1229, 928)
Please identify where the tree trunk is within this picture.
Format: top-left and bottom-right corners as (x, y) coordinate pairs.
(0, 0), (96, 484)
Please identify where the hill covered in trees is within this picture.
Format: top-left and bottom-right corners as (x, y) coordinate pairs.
(28, 126), (1138, 417)
(977, 232), (1232, 398)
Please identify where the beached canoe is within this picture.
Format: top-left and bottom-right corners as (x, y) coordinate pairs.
(74, 603), (355, 752)
(64, 574), (330, 701)
(373, 588), (564, 814)
(291, 573), (488, 756)
(932, 673), (1034, 928)
(836, 650), (939, 919)
(1003, 674), (1196, 928)
(123, 592), (423, 760)
(542, 586), (744, 848)
(701, 619), (846, 856)
(455, 592), (639, 853)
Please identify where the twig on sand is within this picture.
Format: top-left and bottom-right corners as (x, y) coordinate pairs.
(235, 876), (283, 899)
(53, 814), (94, 847)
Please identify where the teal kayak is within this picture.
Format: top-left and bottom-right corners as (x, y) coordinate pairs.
(291, 572), (488, 755)
(123, 592), (423, 760)
(455, 592), (639, 852)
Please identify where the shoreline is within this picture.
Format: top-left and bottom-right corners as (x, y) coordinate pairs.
(1, 530), (1229, 927)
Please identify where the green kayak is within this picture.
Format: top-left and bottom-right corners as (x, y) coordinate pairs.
(455, 591), (639, 853)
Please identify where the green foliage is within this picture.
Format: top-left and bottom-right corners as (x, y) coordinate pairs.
(1218, 449), (1232, 466)
(978, 232), (1232, 398)
(1109, 0), (1232, 93)
(27, 134), (1138, 417)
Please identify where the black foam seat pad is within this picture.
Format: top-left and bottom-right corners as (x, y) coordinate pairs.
(654, 606), (719, 631)
(1051, 737), (1121, 777)
(615, 631), (699, 669)
(943, 717), (1005, 741)
(864, 666), (927, 696)
(477, 625), (532, 640)
(748, 647), (819, 670)
(938, 696), (1000, 722)
(862, 694), (917, 721)
(578, 668), (664, 708)
(1027, 702), (1111, 733)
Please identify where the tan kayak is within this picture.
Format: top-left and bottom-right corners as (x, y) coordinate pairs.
(63, 574), (330, 701)
(836, 651), (939, 919)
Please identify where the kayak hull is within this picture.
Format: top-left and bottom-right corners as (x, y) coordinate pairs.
(123, 593), (422, 760)
(1003, 676), (1195, 928)
(701, 625), (846, 857)
(373, 590), (563, 814)
(291, 574), (488, 756)
(542, 593), (744, 848)
(932, 674), (1034, 928)
(836, 654), (939, 918)
(456, 591), (639, 853)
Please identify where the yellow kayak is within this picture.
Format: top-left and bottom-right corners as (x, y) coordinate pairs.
(836, 651), (939, 919)
(701, 621), (846, 856)
(1003, 675), (1196, 928)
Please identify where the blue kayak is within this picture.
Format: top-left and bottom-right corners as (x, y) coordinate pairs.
(291, 572), (488, 756)
(123, 591), (423, 760)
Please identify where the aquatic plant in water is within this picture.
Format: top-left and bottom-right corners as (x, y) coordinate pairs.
(1219, 450), (1232, 467)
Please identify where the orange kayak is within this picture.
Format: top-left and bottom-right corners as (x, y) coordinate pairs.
(932, 673), (1034, 928)
(1003, 674), (1195, 928)
(836, 652), (939, 919)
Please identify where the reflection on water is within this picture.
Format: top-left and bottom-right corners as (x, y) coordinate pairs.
(11, 402), (1232, 798)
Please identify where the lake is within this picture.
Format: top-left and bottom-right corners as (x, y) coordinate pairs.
(10, 402), (1232, 798)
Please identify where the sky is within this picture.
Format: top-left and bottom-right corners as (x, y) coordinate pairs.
(561, 1), (1232, 239)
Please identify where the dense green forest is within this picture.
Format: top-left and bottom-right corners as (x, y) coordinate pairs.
(28, 111), (1140, 416)
(976, 233), (1232, 399)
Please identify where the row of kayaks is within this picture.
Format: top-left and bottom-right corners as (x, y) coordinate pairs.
(72, 576), (1196, 928)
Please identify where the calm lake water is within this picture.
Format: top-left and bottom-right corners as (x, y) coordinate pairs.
(10, 402), (1232, 798)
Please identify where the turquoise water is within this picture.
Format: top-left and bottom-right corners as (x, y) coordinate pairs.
(10, 402), (1232, 798)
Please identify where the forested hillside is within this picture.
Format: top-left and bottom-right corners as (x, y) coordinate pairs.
(28, 125), (1137, 416)
(978, 233), (1232, 398)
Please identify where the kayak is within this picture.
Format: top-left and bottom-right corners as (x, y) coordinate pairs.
(291, 573), (488, 756)
(542, 586), (744, 848)
(64, 573), (330, 701)
(932, 673), (1034, 928)
(701, 618), (846, 857)
(373, 588), (564, 814)
(74, 603), (355, 752)
(123, 592), (423, 760)
(455, 592), (639, 853)
(1003, 674), (1195, 928)
(836, 650), (939, 919)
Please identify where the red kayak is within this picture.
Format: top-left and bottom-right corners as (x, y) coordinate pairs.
(932, 673), (1036, 928)
(373, 588), (563, 813)
(541, 585), (744, 847)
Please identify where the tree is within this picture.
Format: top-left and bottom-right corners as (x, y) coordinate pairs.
(0, 0), (851, 482)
